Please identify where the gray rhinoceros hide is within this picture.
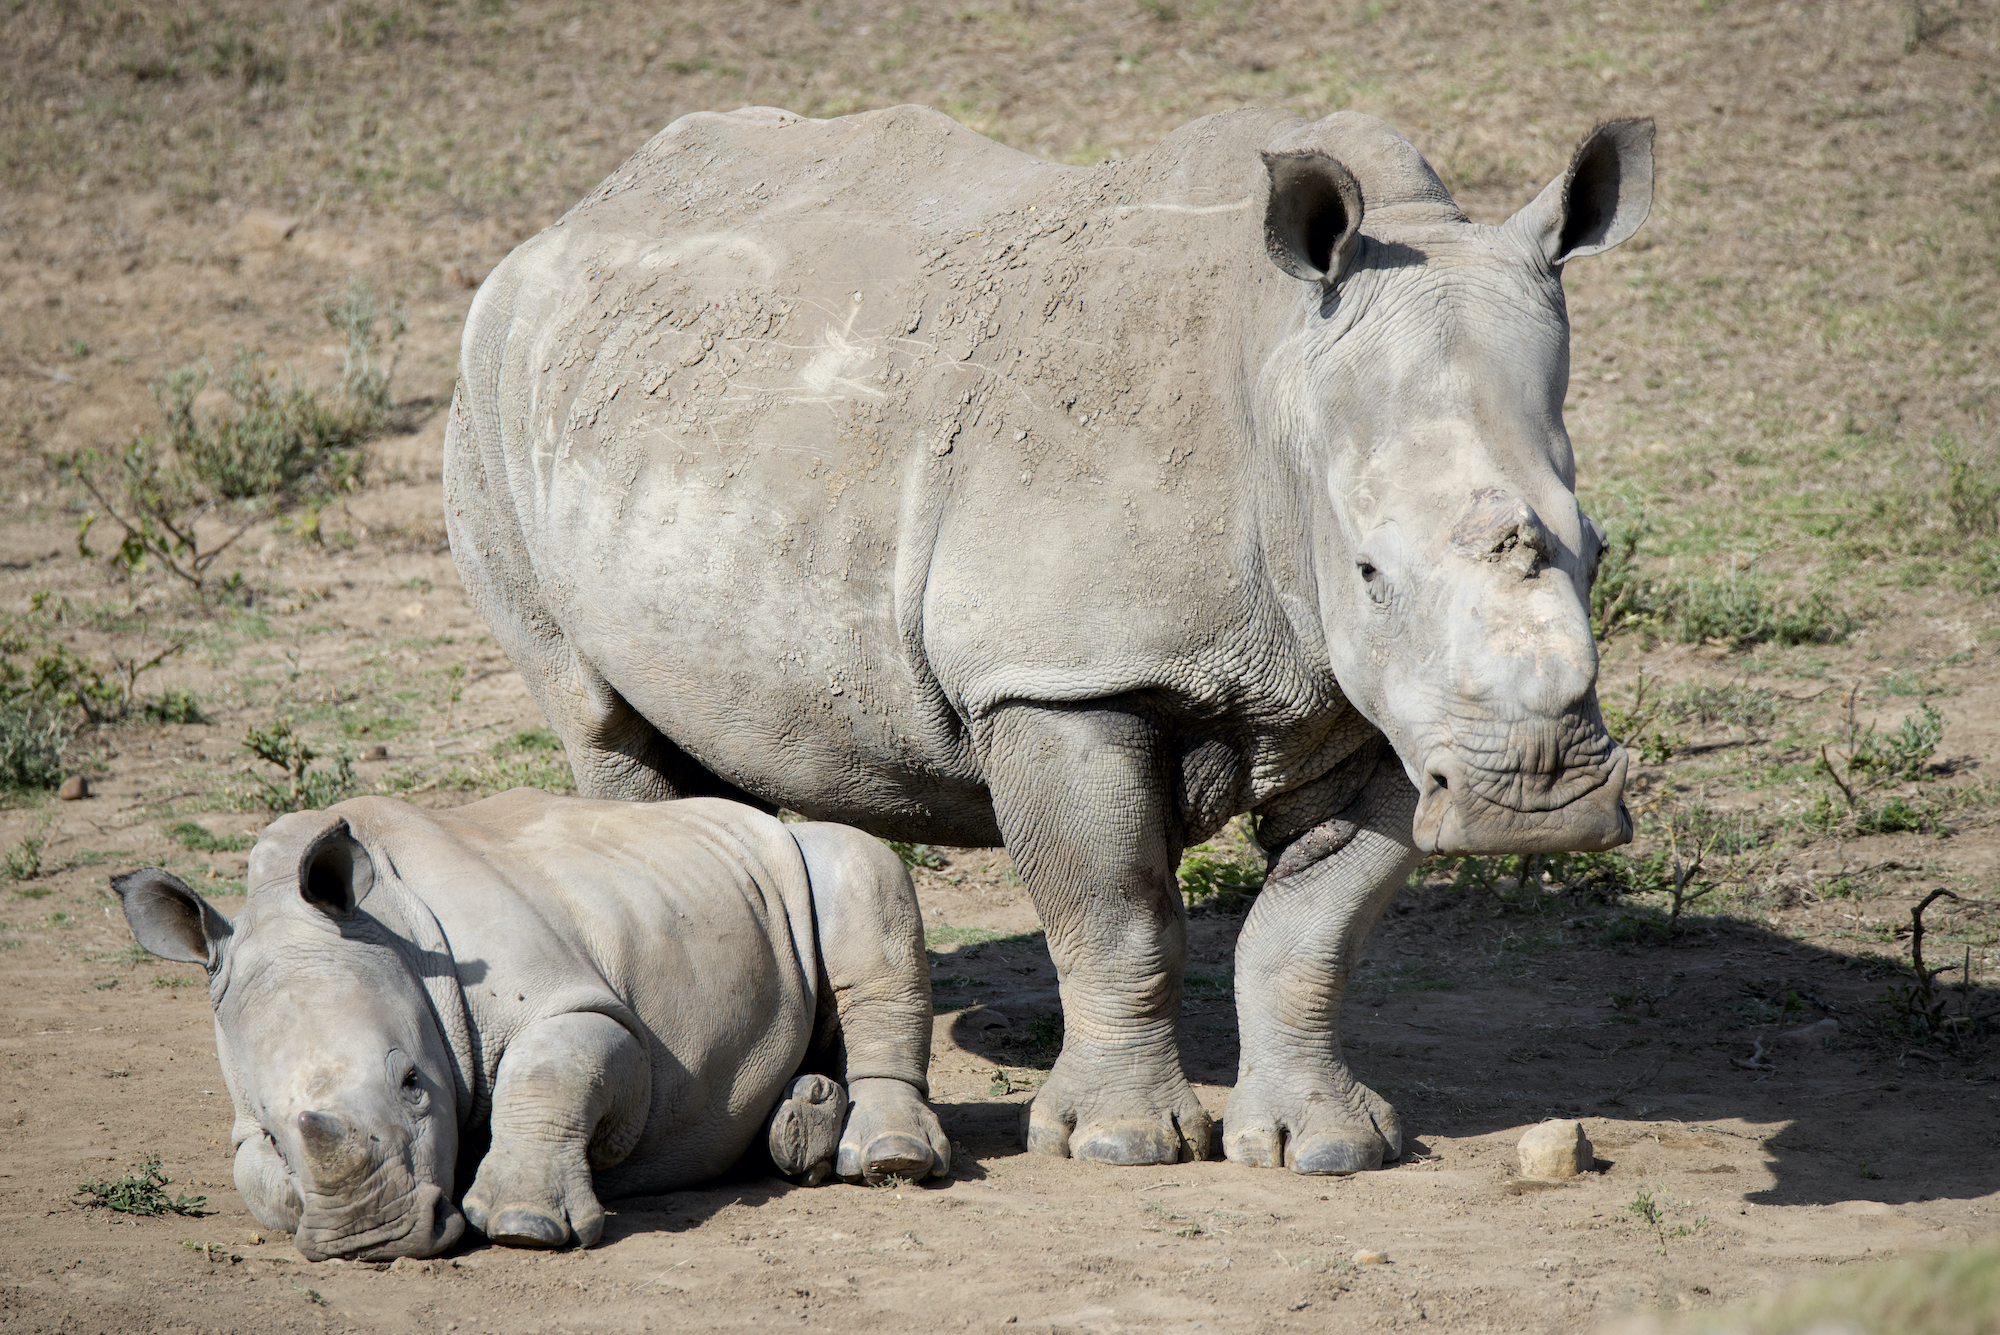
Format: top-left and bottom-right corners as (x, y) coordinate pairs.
(444, 105), (1653, 1173)
(115, 792), (945, 1260)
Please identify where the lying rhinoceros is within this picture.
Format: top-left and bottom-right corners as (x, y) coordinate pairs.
(115, 791), (948, 1261)
(444, 104), (1650, 1174)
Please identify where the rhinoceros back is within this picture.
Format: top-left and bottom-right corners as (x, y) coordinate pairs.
(332, 792), (821, 1193)
(445, 104), (1361, 842)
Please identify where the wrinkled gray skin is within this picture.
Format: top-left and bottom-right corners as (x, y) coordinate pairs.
(114, 792), (947, 1261)
(444, 105), (1651, 1174)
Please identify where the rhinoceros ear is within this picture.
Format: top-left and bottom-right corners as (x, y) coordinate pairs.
(1508, 117), (1654, 267)
(1261, 149), (1366, 288)
(297, 818), (376, 919)
(113, 868), (232, 968)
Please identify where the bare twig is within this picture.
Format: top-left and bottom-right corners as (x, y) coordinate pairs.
(1817, 742), (1858, 809)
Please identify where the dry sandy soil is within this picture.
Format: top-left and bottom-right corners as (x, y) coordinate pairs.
(2, 2), (1998, 1332)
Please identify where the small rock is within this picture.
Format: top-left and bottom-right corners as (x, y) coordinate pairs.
(976, 1009), (1011, 1030)
(1352, 1249), (1389, 1265)
(58, 775), (89, 801)
(1518, 1119), (1594, 1179)
(443, 263), (488, 289)
(366, 744), (390, 761)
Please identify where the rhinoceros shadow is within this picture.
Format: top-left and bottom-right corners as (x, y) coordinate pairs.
(928, 908), (1999, 1210)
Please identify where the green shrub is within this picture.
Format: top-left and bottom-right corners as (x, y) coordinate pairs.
(1590, 513), (1850, 648)
(160, 351), (370, 501)
(1937, 433), (1999, 538)
(1177, 817), (1266, 906)
(165, 821), (256, 854)
(1590, 512), (1654, 641)
(1847, 701), (1946, 785)
(1663, 574), (1850, 648)
(164, 279), (399, 502)
(2, 828), (47, 881)
(1814, 700), (1948, 832)
(0, 695), (72, 790)
(142, 688), (205, 725)
(57, 280), (402, 597)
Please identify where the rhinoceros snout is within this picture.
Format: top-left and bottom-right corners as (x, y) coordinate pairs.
(1412, 746), (1632, 855)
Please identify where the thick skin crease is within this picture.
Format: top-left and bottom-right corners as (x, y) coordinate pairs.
(444, 105), (1653, 1172)
(113, 792), (948, 1260)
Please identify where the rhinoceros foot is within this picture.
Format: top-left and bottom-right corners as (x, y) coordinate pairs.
(462, 1142), (605, 1250)
(836, 1078), (950, 1185)
(1021, 1046), (1215, 1166)
(768, 1074), (850, 1186)
(1221, 1071), (1403, 1176)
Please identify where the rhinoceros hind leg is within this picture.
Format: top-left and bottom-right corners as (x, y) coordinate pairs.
(1225, 754), (1421, 1176)
(767, 1074), (849, 1185)
(789, 825), (951, 1184)
(837, 1077), (950, 1184)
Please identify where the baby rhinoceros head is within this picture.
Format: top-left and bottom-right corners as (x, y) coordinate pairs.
(115, 813), (466, 1262)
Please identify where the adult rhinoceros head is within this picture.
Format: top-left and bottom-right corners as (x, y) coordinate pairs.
(115, 816), (465, 1261)
(1257, 114), (1650, 854)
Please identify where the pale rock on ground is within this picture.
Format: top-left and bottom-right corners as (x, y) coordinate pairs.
(1518, 1119), (1595, 1178)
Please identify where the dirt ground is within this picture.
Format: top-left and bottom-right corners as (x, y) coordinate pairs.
(3, 1), (1998, 1332)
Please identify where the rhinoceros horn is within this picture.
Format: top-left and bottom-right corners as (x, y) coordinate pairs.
(295, 1111), (362, 1176)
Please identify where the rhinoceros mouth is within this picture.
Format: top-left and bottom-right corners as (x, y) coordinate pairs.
(295, 1180), (462, 1261)
(1412, 738), (1632, 856)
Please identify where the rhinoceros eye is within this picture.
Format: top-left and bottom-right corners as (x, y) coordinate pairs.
(1356, 560), (1388, 605)
(387, 1051), (426, 1111)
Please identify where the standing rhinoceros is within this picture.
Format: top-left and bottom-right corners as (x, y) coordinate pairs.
(115, 792), (948, 1260)
(443, 105), (1649, 1175)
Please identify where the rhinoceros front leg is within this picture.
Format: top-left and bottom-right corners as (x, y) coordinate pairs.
(789, 822), (950, 1185)
(1224, 753), (1422, 1175)
(981, 701), (1213, 1166)
(462, 1013), (650, 1248)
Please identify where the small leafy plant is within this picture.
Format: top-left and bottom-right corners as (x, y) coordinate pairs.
(1627, 1186), (1705, 1254)
(886, 840), (948, 871)
(242, 718), (357, 812)
(1178, 817), (1266, 907)
(77, 1153), (209, 1217)
(1602, 670), (1682, 764)
(1813, 693), (1947, 833)
(2, 824), (48, 882)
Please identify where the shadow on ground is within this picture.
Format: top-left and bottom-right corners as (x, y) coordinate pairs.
(933, 900), (2000, 1211)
